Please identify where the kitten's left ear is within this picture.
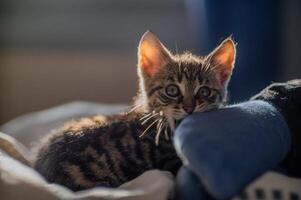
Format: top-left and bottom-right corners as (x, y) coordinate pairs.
(138, 31), (172, 77)
(207, 37), (236, 87)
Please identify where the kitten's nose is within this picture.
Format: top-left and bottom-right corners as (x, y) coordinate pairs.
(183, 106), (195, 114)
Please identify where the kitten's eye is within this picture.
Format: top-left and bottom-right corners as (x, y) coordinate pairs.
(165, 84), (180, 97)
(197, 86), (211, 98)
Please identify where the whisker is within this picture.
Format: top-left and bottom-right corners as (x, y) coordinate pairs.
(141, 113), (159, 125)
(164, 124), (170, 140)
(139, 118), (160, 138)
(155, 118), (165, 145)
(127, 104), (142, 114)
(156, 118), (164, 133)
(139, 112), (152, 121)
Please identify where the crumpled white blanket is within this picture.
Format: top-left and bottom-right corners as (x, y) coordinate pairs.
(0, 146), (174, 200)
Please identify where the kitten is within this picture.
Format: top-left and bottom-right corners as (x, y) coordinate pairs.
(33, 31), (236, 191)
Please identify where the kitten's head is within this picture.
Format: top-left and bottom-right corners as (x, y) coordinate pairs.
(136, 31), (236, 124)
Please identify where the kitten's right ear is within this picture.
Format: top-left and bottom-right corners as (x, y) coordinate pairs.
(138, 31), (172, 77)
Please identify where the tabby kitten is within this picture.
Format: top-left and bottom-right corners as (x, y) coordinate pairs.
(34, 31), (236, 191)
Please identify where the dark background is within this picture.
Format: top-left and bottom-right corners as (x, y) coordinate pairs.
(0, 0), (300, 125)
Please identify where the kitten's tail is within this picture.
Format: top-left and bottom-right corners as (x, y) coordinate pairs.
(0, 132), (32, 166)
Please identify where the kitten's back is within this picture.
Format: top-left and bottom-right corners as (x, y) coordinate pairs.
(34, 113), (181, 191)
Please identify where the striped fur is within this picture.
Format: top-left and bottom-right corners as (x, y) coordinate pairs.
(34, 114), (180, 191)
(34, 31), (236, 191)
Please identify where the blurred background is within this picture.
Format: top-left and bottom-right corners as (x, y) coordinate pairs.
(0, 0), (300, 125)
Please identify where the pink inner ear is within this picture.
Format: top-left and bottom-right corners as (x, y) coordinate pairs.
(219, 70), (232, 86)
(210, 39), (236, 87)
(216, 54), (234, 86)
(139, 40), (167, 77)
(215, 52), (234, 68)
(140, 54), (157, 76)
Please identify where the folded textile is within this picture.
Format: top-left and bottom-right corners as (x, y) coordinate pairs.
(174, 100), (291, 199)
(175, 166), (212, 200)
(0, 146), (174, 200)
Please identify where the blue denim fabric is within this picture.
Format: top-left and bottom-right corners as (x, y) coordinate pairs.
(174, 100), (291, 199)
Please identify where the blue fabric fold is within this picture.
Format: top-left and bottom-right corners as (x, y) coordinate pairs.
(175, 166), (213, 200)
(174, 100), (291, 199)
